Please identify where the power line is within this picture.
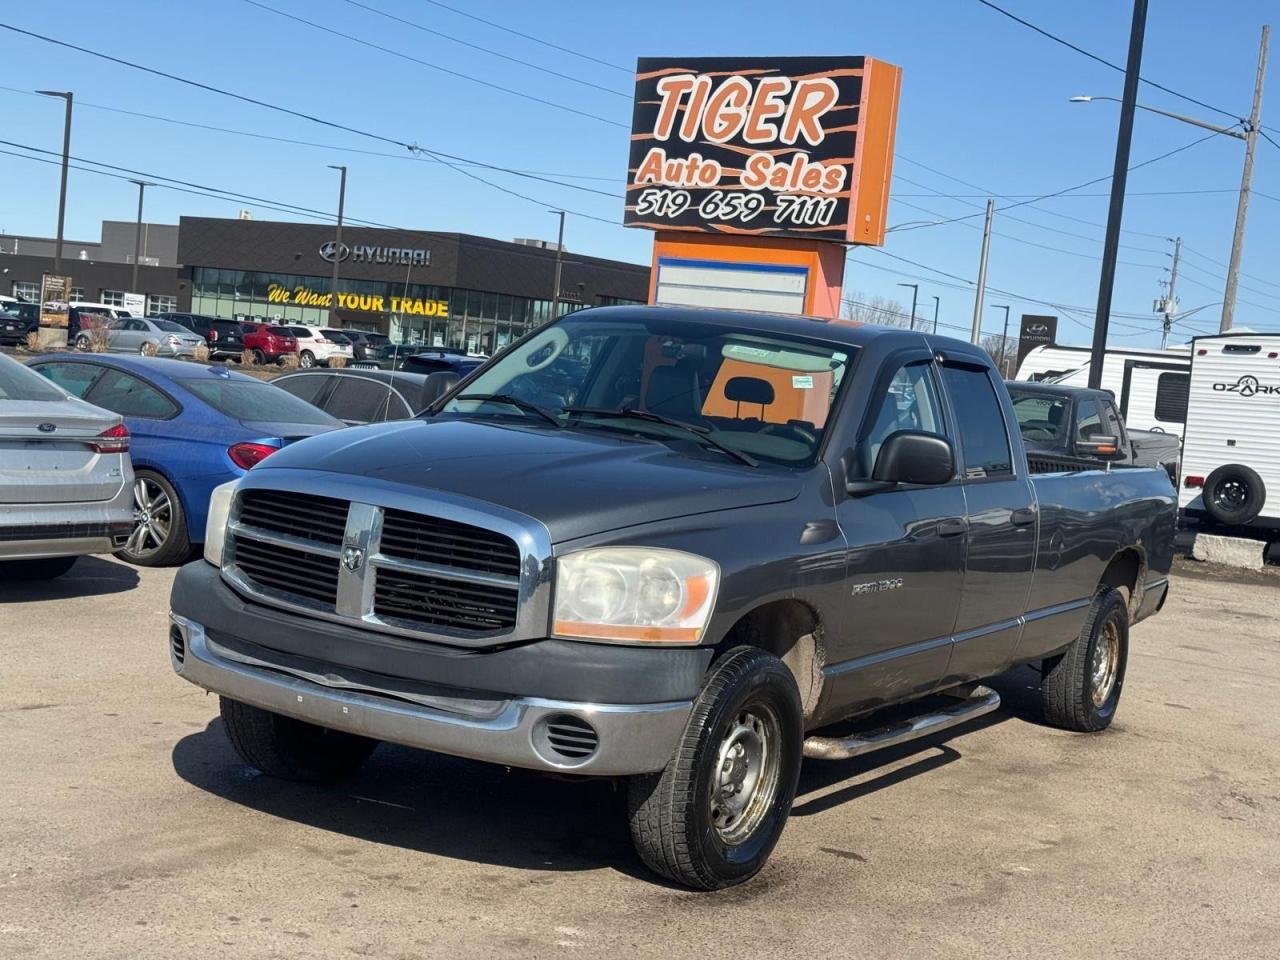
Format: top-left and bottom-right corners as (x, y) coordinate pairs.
(0, 21), (623, 226)
(1260, 128), (1280, 151)
(0, 85), (621, 186)
(240, 0), (627, 128)
(890, 131), (1234, 234)
(972, 0), (1240, 122)
(416, 0), (633, 76)
(1179, 242), (1280, 293)
(338, 0), (630, 98)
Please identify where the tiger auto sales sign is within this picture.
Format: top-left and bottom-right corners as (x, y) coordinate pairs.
(625, 57), (902, 244)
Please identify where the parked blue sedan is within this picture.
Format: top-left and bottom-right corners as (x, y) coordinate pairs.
(29, 355), (343, 566)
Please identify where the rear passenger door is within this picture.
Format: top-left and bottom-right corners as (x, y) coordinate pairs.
(939, 360), (1037, 683)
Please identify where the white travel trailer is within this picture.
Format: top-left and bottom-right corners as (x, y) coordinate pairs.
(1015, 343), (1191, 435)
(1179, 332), (1280, 529)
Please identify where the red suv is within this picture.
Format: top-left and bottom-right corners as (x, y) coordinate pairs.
(240, 323), (298, 364)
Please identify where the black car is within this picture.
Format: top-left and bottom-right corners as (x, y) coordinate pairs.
(155, 313), (245, 359)
(329, 329), (389, 363)
(271, 368), (460, 424)
(0, 302), (40, 345)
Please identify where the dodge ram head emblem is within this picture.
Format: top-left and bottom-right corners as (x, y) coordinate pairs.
(37, 422), (57, 433)
(341, 546), (365, 572)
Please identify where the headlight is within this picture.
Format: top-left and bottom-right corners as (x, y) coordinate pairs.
(553, 547), (719, 645)
(203, 480), (239, 566)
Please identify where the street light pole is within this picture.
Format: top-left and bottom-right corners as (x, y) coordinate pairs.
(1087, 0), (1148, 390)
(931, 295), (940, 335)
(896, 282), (919, 330)
(36, 90), (73, 275)
(549, 210), (566, 320)
(128, 179), (150, 295)
(1222, 24), (1269, 332)
(327, 164), (347, 325)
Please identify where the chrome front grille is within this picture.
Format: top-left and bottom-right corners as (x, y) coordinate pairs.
(223, 485), (544, 646)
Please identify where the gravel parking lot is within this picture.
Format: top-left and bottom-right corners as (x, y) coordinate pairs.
(2, 557), (1277, 959)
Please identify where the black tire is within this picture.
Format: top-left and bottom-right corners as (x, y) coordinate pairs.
(219, 697), (378, 783)
(252, 348), (266, 365)
(627, 646), (803, 890)
(1202, 464), (1266, 526)
(0, 555), (78, 580)
(116, 469), (190, 567)
(1042, 587), (1129, 732)
(299, 350), (316, 368)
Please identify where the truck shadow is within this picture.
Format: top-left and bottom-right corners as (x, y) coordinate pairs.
(0, 555), (139, 603)
(170, 665), (1048, 878)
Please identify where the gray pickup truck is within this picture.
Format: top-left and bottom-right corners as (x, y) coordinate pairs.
(169, 306), (1176, 889)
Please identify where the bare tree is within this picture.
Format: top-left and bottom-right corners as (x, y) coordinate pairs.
(841, 291), (914, 329)
(981, 334), (1016, 377)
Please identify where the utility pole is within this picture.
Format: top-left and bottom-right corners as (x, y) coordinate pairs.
(931, 295), (940, 335)
(549, 209), (566, 320)
(36, 90), (73, 275)
(1089, 0), (1148, 389)
(1221, 24), (1269, 332)
(129, 180), (149, 295)
(327, 165), (347, 325)
(1161, 236), (1181, 349)
(970, 199), (995, 344)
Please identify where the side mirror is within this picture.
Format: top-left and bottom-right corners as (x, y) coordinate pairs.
(847, 431), (954, 495)
(1078, 434), (1122, 459)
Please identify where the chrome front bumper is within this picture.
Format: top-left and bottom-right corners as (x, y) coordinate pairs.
(170, 615), (693, 776)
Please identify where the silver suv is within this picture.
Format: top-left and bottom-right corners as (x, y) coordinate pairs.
(0, 354), (135, 580)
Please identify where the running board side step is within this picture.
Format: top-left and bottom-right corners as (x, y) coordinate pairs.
(802, 685), (1001, 760)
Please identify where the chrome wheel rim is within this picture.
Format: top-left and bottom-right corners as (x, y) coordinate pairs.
(709, 704), (781, 845)
(125, 477), (172, 558)
(300, 352), (314, 368)
(1090, 617), (1122, 707)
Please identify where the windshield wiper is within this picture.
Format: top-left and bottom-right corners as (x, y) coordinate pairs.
(564, 406), (758, 467)
(453, 393), (561, 428)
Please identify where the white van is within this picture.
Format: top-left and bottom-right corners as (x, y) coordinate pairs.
(1178, 332), (1280, 529)
(1015, 343), (1191, 435)
(67, 301), (135, 320)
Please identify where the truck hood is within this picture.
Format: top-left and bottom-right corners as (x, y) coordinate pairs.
(256, 418), (803, 542)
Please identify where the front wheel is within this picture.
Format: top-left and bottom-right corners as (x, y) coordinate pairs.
(219, 697), (378, 783)
(1042, 587), (1129, 732)
(627, 646), (803, 890)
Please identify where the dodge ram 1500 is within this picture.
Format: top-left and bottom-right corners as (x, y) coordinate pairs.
(169, 305), (1176, 889)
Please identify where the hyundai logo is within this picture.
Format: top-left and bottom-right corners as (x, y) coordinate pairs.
(37, 422), (57, 433)
(341, 545), (365, 572)
(319, 240), (350, 263)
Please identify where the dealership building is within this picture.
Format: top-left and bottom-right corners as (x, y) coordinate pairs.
(3, 216), (648, 351)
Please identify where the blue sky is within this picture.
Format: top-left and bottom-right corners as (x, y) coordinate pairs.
(1, 0), (1276, 347)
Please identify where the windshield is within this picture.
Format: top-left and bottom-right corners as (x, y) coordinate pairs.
(438, 313), (852, 466)
(1010, 391), (1067, 441)
(152, 320), (192, 333)
(178, 378), (340, 426)
(0, 353), (67, 401)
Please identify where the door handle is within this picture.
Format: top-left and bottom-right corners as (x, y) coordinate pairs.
(1011, 507), (1037, 527)
(937, 517), (967, 538)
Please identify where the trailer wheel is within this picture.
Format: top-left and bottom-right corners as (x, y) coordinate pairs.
(1203, 464), (1265, 526)
(626, 646), (803, 890)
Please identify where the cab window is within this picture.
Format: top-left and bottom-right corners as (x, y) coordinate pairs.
(859, 360), (946, 476)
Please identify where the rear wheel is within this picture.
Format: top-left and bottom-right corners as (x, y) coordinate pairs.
(117, 470), (190, 567)
(1203, 464), (1266, 526)
(627, 646), (803, 890)
(1042, 587), (1129, 732)
(299, 350), (316, 368)
(219, 697), (378, 783)
(0, 555), (78, 580)
(252, 348), (266, 365)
